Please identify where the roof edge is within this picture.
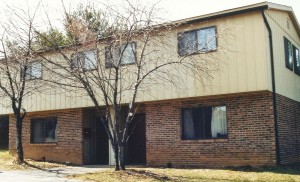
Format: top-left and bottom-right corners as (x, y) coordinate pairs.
(170, 2), (269, 25)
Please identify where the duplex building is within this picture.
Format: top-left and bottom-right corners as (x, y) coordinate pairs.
(0, 2), (300, 167)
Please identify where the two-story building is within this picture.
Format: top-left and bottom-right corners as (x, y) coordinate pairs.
(1, 2), (300, 167)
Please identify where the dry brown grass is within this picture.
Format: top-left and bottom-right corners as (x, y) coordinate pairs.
(0, 150), (66, 170)
(70, 167), (300, 182)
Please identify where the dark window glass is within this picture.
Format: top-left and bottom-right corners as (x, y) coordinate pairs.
(178, 26), (217, 56)
(182, 106), (227, 140)
(284, 37), (293, 71)
(31, 117), (57, 143)
(294, 46), (300, 75)
(178, 31), (197, 56)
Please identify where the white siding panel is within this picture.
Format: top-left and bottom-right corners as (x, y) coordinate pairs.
(0, 11), (270, 115)
(266, 10), (300, 102)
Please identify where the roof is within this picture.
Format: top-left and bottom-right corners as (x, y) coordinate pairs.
(170, 1), (300, 37)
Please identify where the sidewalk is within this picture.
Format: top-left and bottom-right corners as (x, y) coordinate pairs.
(0, 165), (109, 182)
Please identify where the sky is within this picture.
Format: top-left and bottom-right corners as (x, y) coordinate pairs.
(0, 0), (299, 30)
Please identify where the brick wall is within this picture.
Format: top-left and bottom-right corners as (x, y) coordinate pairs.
(9, 109), (83, 165)
(145, 91), (277, 167)
(276, 94), (300, 165)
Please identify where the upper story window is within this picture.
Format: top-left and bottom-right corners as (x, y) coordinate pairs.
(71, 50), (97, 71)
(178, 26), (217, 56)
(31, 117), (57, 143)
(25, 62), (42, 80)
(284, 37), (293, 71)
(105, 42), (136, 68)
(182, 106), (227, 140)
(294, 46), (300, 75)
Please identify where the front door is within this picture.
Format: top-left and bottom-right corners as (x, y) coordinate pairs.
(127, 113), (146, 165)
(83, 110), (109, 165)
(0, 116), (9, 150)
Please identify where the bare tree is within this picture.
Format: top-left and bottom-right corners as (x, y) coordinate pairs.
(0, 5), (43, 163)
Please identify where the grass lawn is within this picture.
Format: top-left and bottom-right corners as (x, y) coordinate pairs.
(0, 149), (66, 170)
(70, 166), (300, 182)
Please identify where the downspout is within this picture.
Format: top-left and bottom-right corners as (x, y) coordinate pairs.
(262, 10), (281, 165)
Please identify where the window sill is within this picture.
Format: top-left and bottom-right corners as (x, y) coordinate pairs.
(178, 48), (218, 57)
(182, 138), (228, 143)
(105, 62), (136, 69)
(29, 143), (57, 146)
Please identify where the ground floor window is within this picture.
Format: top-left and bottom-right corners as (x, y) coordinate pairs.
(182, 106), (227, 140)
(31, 117), (57, 143)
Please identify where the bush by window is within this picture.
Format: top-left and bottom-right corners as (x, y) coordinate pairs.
(182, 106), (227, 140)
(71, 50), (97, 70)
(178, 26), (217, 56)
(24, 62), (42, 80)
(284, 37), (294, 71)
(294, 46), (300, 75)
(31, 117), (57, 143)
(105, 42), (136, 68)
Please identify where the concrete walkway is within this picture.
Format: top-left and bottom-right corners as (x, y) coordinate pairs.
(0, 165), (109, 182)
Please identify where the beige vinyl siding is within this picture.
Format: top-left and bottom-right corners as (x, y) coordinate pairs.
(265, 9), (300, 102)
(0, 11), (270, 115)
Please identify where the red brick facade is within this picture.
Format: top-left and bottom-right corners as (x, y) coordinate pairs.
(9, 109), (83, 165)
(7, 91), (300, 167)
(276, 94), (300, 165)
(145, 91), (277, 167)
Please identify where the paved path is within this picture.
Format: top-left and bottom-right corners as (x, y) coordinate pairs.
(0, 165), (109, 182)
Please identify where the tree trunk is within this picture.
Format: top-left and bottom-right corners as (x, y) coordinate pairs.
(114, 143), (120, 171)
(119, 144), (126, 170)
(16, 118), (24, 163)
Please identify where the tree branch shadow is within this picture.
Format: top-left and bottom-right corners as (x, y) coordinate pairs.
(124, 169), (173, 181)
(224, 164), (300, 176)
(23, 161), (67, 177)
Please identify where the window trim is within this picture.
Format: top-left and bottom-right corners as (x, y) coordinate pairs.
(105, 42), (137, 68)
(30, 117), (57, 144)
(177, 26), (218, 57)
(181, 105), (228, 141)
(70, 49), (98, 71)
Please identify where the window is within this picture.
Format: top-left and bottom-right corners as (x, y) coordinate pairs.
(182, 106), (227, 140)
(294, 46), (300, 75)
(105, 42), (136, 68)
(178, 26), (217, 56)
(71, 50), (97, 70)
(31, 117), (57, 143)
(24, 62), (42, 80)
(284, 37), (293, 71)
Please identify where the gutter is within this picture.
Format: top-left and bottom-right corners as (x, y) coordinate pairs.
(262, 10), (281, 165)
